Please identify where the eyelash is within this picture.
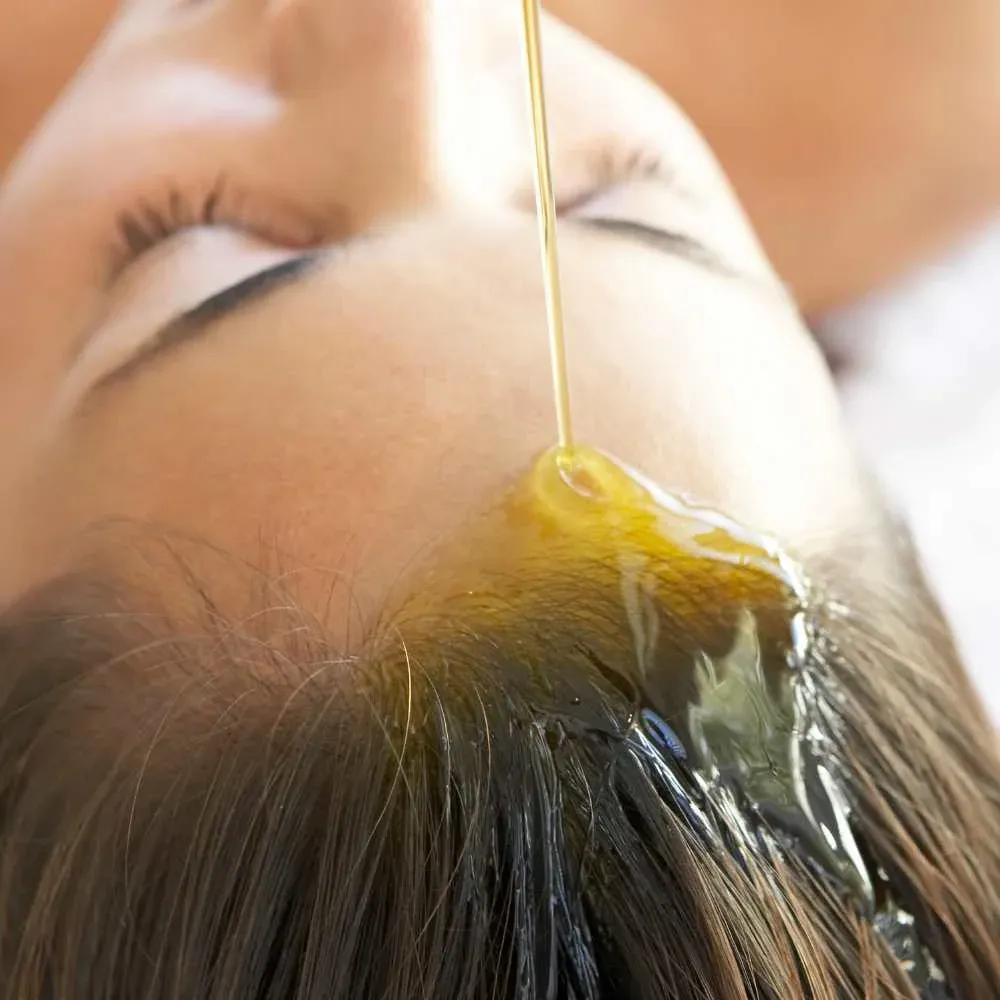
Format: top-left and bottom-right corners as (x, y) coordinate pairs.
(556, 147), (667, 215)
(114, 148), (664, 267)
(114, 179), (238, 267)
(600, 147), (665, 183)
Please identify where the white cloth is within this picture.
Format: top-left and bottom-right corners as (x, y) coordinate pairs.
(818, 219), (1000, 725)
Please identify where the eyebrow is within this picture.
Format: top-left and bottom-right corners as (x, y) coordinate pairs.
(89, 218), (737, 395)
(91, 253), (321, 394)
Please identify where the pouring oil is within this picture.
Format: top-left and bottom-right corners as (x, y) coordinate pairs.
(384, 6), (944, 989)
(385, 0), (866, 916)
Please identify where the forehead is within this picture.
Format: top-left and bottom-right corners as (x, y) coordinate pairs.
(0, 215), (866, 623)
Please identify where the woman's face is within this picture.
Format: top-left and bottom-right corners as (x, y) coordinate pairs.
(0, 0), (868, 624)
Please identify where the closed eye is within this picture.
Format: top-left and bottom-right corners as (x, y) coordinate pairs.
(568, 215), (738, 278)
(85, 253), (322, 401)
(560, 151), (743, 279)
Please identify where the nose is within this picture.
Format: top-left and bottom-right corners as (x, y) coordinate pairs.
(264, 0), (526, 224)
(266, 0), (429, 91)
(265, 0), (436, 223)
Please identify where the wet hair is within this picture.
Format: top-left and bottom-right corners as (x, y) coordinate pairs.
(0, 540), (998, 1000)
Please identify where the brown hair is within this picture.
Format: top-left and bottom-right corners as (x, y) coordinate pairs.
(0, 541), (997, 999)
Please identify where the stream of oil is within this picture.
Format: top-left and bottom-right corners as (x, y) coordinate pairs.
(521, 0), (574, 451)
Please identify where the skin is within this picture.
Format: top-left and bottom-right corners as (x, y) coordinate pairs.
(0, 0), (875, 635)
(6, 1), (1000, 314)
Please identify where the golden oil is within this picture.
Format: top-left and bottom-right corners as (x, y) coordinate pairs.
(392, 447), (862, 892)
(387, 448), (943, 991)
(506, 0), (858, 919)
(418, 10), (942, 988)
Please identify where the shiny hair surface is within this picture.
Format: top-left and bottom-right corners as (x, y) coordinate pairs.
(0, 546), (997, 1000)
